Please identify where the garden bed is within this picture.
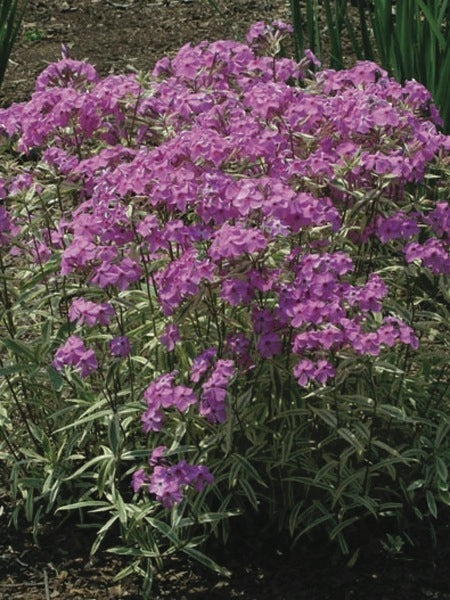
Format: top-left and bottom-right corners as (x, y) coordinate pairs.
(2, 504), (450, 599)
(0, 0), (290, 106)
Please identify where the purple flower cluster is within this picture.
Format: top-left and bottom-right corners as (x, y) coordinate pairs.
(68, 297), (115, 327)
(159, 323), (180, 351)
(109, 335), (131, 358)
(199, 359), (235, 424)
(52, 335), (98, 378)
(131, 446), (213, 508)
(404, 239), (450, 275)
(141, 372), (197, 433)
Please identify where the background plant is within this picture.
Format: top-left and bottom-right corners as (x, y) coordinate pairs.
(288, 0), (450, 132)
(0, 0), (28, 90)
(0, 22), (449, 596)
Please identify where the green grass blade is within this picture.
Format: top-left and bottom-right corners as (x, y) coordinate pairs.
(370, 0), (393, 68)
(323, 0), (343, 69)
(417, 0), (447, 49)
(290, 0), (305, 61)
(306, 0), (320, 57)
(354, 0), (373, 60)
(0, 0), (29, 88)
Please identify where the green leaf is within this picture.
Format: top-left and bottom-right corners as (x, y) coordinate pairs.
(114, 492), (128, 525)
(239, 477), (259, 510)
(337, 428), (365, 453)
(434, 422), (450, 449)
(195, 511), (240, 524)
(1, 338), (36, 361)
(56, 500), (109, 512)
(91, 515), (119, 555)
(54, 408), (111, 432)
(329, 515), (361, 540)
(181, 545), (231, 577)
(309, 406), (338, 429)
(0, 363), (32, 376)
(108, 547), (158, 558)
(108, 414), (123, 456)
(146, 517), (181, 546)
(231, 453), (267, 487)
(332, 470), (365, 508)
(435, 457), (448, 484)
(46, 365), (64, 392)
(426, 490), (438, 518)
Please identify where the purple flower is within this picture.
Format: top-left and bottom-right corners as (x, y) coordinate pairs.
(189, 464), (214, 492)
(3, 30), (448, 517)
(246, 21), (267, 44)
(199, 386), (227, 424)
(149, 466), (183, 508)
(304, 49), (321, 68)
(209, 224), (267, 262)
(60, 238), (97, 276)
(0, 206), (13, 246)
(376, 213), (420, 243)
(220, 278), (254, 306)
(109, 336), (131, 357)
(171, 385), (197, 412)
(34, 58), (100, 91)
(138, 460), (214, 508)
(131, 468), (149, 493)
(404, 239), (450, 275)
(198, 359), (234, 424)
(257, 332), (282, 359)
(69, 298), (115, 327)
(205, 359), (235, 389)
(149, 445), (167, 467)
(31, 242), (52, 264)
(190, 348), (217, 382)
(141, 372), (197, 432)
(154, 250), (215, 315)
(141, 405), (164, 433)
(52, 335), (98, 378)
(77, 349), (99, 378)
(313, 359), (335, 384)
(293, 359), (316, 387)
(160, 323), (180, 351)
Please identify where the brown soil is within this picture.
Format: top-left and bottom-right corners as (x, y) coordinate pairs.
(0, 0), (290, 106)
(2, 1), (450, 599)
(2, 504), (450, 600)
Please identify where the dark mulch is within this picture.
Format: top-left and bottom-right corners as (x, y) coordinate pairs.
(2, 495), (450, 599)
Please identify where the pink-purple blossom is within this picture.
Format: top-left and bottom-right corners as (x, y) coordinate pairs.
(52, 335), (98, 378)
(132, 445), (214, 508)
(109, 336), (132, 357)
(68, 298), (115, 327)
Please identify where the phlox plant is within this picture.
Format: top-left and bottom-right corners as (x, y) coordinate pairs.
(0, 21), (449, 595)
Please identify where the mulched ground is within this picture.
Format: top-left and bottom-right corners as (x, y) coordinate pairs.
(2, 499), (450, 600)
(1, 1), (450, 598)
(0, 0), (290, 106)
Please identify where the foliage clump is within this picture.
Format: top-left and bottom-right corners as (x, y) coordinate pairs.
(0, 21), (449, 591)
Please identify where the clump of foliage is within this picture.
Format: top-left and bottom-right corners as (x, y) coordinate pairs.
(0, 21), (449, 596)
(0, 0), (28, 89)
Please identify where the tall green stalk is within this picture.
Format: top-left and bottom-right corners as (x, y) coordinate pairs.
(0, 0), (28, 90)
(369, 0), (449, 132)
(289, 0), (450, 132)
